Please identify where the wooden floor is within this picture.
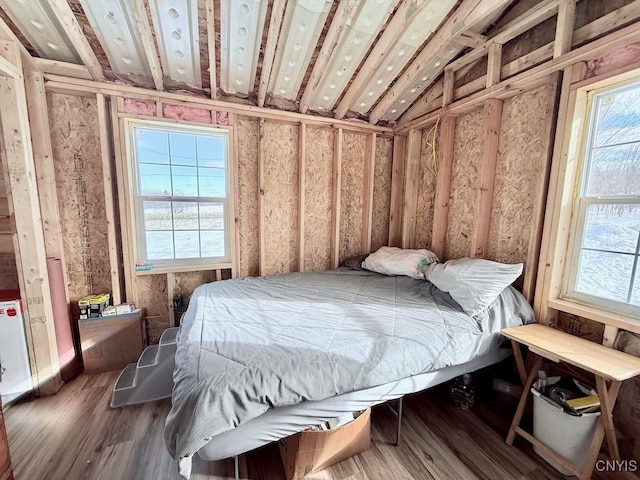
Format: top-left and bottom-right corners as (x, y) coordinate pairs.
(3, 371), (603, 480)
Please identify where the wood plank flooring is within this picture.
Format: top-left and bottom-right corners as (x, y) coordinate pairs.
(2, 371), (605, 480)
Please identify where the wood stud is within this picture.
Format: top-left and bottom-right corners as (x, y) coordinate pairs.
(388, 135), (406, 247)
(401, 130), (421, 249)
(431, 116), (456, 261)
(297, 123), (306, 271)
(361, 133), (377, 254)
(330, 128), (343, 268)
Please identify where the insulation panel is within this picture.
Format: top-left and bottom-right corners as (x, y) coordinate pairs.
(219, 0), (268, 95)
(149, 0), (202, 86)
(78, 0), (150, 76)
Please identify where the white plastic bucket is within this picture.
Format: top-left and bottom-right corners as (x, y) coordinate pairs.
(531, 388), (601, 475)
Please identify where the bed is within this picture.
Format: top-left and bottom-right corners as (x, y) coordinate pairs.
(164, 268), (534, 477)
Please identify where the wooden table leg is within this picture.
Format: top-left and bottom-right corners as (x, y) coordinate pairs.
(580, 377), (622, 480)
(506, 354), (543, 445)
(511, 339), (527, 386)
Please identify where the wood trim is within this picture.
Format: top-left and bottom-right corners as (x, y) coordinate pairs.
(431, 116), (456, 261)
(257, 0), (286, 108)
(549, 298), (640, 334)
(388, 135), (405, 247)
(131, 0), (163, 91)
(258, 118), (266, 276)
(330, 128), (343, 268)
(205, 0), (217, 100)
(470, 99), (502, 258)
(96, 94), (122, 305)
(44, 0), (102, 81)
(42, 74), (394, 135)
(297, 123), (306, 271)
(401, 129), (421, 249)
(361, 132), (376, 254)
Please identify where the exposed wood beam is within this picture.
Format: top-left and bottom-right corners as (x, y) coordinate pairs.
(42, 73), (394, 135)
(297, 123), (306, 271)
(401, 129), (421, 249)
(131, 0), (164, 91)
(361, 132), (376, 254)
(431, 116), (456, 261)
(442, 69), (455, 108)
(334, 0), (436, 119)
(369, 0), (512, 123)
(455, 32), (487, 48)
(34, 58), (91, 80)
(229, 113), (240, 278)
(0, 39), (20, 78)
(330, 128), (343, 268)
(206, 0), (217, 99)
(554, 0), (577, 57)
(257, 0), (286, 108)
(0, 15), (36, 71)
(486, 43), (503, 87)
(258, 118), (266, 275)
(470, 99), (502, 258)
(43, 0), (103, 81)
(299, 0), (360, 114)
(388, 135), (405, 247)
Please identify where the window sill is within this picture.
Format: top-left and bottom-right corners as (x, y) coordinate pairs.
(548, 297), (640, 334)
(135, 262), (233, 276)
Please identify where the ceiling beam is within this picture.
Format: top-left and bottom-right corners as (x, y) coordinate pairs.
(43, 0), (102, 80)
(333, 0), (435, 120)
(298, 0), (361, 114)
(205, 0), (217, 99)
(257, 0), (286, 108)
(368, 0), (512, 123)
(131, 0), (164, 91)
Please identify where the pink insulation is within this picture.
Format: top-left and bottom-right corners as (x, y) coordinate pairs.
(163, 104), (212, 123)
(216, 111), (229, 125)
(124, 99), (157, 116)
(586, 42), (640, 79)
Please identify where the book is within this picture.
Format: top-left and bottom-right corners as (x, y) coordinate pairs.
(565, 395), (600, 410)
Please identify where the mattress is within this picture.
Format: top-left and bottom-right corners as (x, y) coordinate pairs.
(164, 269), (534, 477)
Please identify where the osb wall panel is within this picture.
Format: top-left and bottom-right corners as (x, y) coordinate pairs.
(487, 84), (554, 265)
(339, 133), (366, 262)
(237, 118), (260, 278)
(262, 122), (298, 276)
(371, 136), (393, 253)
(135, 275), (168, 345)
(47, 93), (112, 304)
(0, 253), (18, 290)
(414, 126), (439, 250)
(446, 108), (483, 259)
(174, 271), (216, 300)
(304, 126), (333, 271)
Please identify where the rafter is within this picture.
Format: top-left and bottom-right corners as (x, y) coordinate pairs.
(368, 0), (512, 124)
(131, 0), (164, 91)
(333, 0), (435, 120)
(257, 0), (286, 108)
(298, 0), (361, 114)
(43, 0), (102, 80)
(205, 0), (217, 99)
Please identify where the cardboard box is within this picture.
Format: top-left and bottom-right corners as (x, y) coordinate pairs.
(279, 409), (371, 480)
(78, 310), (146, 374)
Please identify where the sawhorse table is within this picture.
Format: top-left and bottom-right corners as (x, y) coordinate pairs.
(502, 324), (640, 479)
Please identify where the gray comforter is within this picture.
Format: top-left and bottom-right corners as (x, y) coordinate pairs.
(164, 270), (533, 475)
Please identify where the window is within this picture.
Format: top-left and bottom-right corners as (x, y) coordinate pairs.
(126, 120), (230, 272)
(564, 81), (640, 316)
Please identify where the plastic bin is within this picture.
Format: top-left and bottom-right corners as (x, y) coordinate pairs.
(532, 388), (600, 475)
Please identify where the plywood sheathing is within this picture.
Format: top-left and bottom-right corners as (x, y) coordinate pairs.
(339, 132), (366, 263)
(303, 126), (333, 271)
(135, 274), (168, 345)
(47, 93), (112, 308)
(174, 271), (216, 302)
(237, 118), (260, 278)
(486, 84), (555, 265)
(0, 253), (18, 290)
(371, 136), (393, 253)
(446, 107), (483, 260)
(262, 122), (298, 276)
(414, 127), (438, 250)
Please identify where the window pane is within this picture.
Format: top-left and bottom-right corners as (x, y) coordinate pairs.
(139, 163), (171, 196)
(146, 231), (174, 260)
(135, 128), (169, 164)
(199, 202), (224, 229)
(201, 230), (225, 257)
(173, 202), (199, 230)
(143, 201), (172, 230)
(593, 88), (640, 147)
(198, 167), (226, 197)
(583, 204), (640, 254)
(575, 250), (634, 303)
(197, 135), (226, 167)
(586, 144), (640, 196)
(169, 132), (196, 166)
(174, 231), (200, 258)
(172, 166), (198, 197)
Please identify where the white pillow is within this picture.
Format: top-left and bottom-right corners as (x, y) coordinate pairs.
(423, 258), (523, 316)
(363, 246), (439, 279)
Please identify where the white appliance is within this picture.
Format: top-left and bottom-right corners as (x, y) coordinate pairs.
(0, 294), (33, 404)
